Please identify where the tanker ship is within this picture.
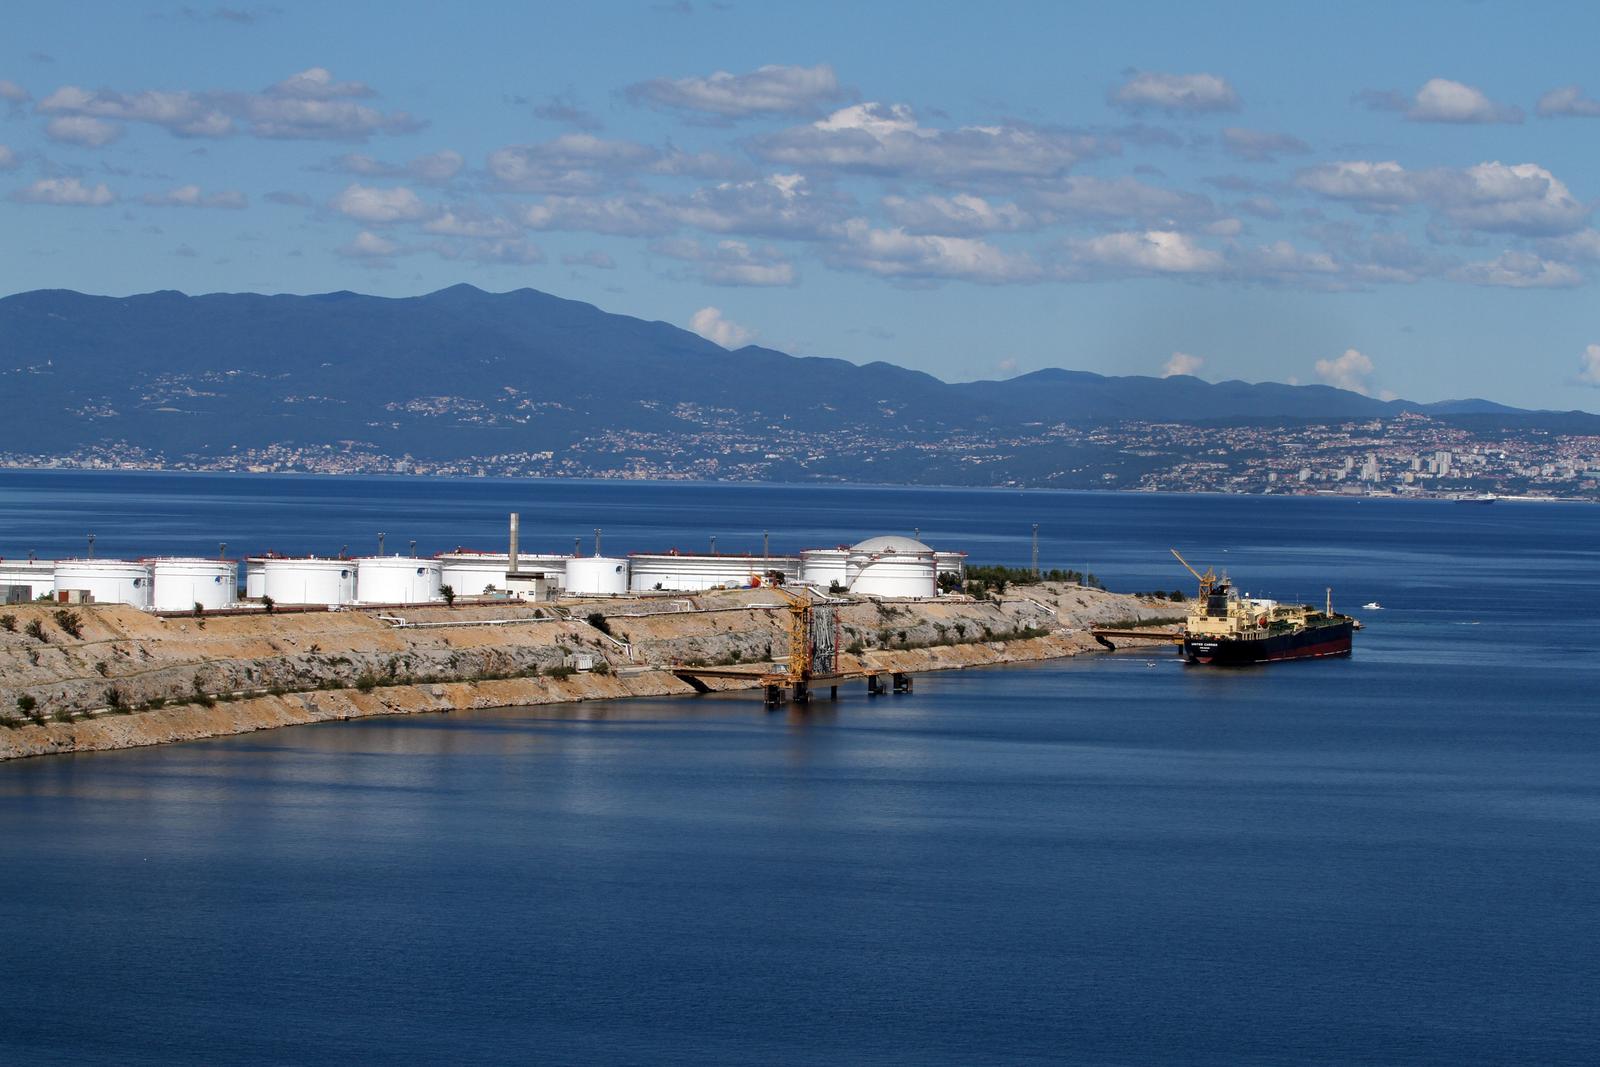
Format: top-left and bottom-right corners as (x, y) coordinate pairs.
(1171, 549), (1356, 666)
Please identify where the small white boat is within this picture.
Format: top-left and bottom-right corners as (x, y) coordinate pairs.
(1362, 602), (1382, 610)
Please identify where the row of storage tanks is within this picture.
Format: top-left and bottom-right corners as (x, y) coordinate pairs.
(1, 535), (965, 609)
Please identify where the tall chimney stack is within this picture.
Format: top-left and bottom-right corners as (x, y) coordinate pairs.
(508, 512), (521, 572)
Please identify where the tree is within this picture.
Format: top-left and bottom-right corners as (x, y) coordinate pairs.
(440, 584), (456, 608)
(261, 595), (275, 614)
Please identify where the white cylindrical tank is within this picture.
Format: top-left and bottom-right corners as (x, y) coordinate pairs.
(934, 551), (967, 587)
(564, 556), (629, 596)
(356, 556), (443, 604)
(0, 559), (56, 601)
(627, 552), (801, 593)
(52, 559), (154, 608)
(800, 548), (849, 591)
(518, 554), (569, 590)
(261, 557), (357, 607)
(150, 558), (238, 612)
(437, 552), (510, 597)
(244, 558), (267, 599)
(847, 535), (938, 598)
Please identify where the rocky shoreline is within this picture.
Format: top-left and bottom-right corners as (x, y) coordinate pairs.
(0, 584), (1176, 762)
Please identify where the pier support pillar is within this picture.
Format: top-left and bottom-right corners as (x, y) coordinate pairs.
(764, 684), (783, 707)
(793, 681), (810, 704)
(866, 674), (884, 696)
(892, 672), (911, 693)
(830, 685), (838, 701)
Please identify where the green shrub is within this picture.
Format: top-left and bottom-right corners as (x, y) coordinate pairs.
(16, 694), (37, 715)
(0, 613), (16, 633)
(547, 664), (576, 679)
(591, 660), (612, 676)
(52, 708), (74, 724)
(25, 619), (47, 642)
(355, 672), (379, 692)
(53, 609), (83, 638)
(586, 611), (612, 636)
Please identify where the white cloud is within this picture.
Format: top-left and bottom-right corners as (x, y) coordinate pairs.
(826, 218), (1042, 283)
(1537, 85), (1600, 118)
(520, 195), (672, 236)
(266, 67), (374, 100)
(336, 230), (399, 259)
(36, 68), (421, 141)
(10, 176), (114, 205)
(421, 210), (517, 238)
(689, 306), (755, 348)
(336, 149), (463, 184)
(653, 238), (797, 286)
(881, 192), (1034, 234)
(1578, 344), (1600, 386)
(1314, 348), (1375, 394)
(0, 144), (19, 171)
(141, 184), (247, 208)
(1295, 159), (1589, 236)
(44, 115), (122, 146)
(1406, 78), (1521, 124)
(1450, 251), (1583, 288)
(1161, 352), (1204, 378)
(751, 102), (1109, 181)
(1028, 176), (1215, 226)
(1109, 71), (1240, 115)
(1071, 230), (1224, 274)
(487, 133), (657, 192)
(1220, 127), (1310, 162)
(330, 183), (430, 223)
(0, 79), (29, 104)
(429, 237), (544, 265)
(627, 63), (843, 119)
(670, 173), (846, 239)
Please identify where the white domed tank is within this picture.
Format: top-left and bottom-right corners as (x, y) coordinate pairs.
(356, 556), (443, 604)
(800, 548), (849, 591)
(564, 556), (629, 596)
(52, 560), (154, 608)
(0, 559), (56, 601)
(846, 535), (938, 599)
(438, 552), (510, 597)
(262, 557), (356, 607)
(150, 558), (238, 612)
(244, 558), (268, 599)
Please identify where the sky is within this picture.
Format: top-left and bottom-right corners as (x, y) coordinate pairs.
(4, 0), (1600, 411)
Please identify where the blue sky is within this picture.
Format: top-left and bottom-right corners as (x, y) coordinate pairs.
(4, 0), (1600, 410)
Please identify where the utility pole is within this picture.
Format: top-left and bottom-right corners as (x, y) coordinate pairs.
(763, 530), (770, 562)
(594, 528), (602, 557)
(87, 532), (95, 560)
(710, 535), (717, 555)
(378, 532), (386, 556)
(219, 542), (227, 561)
(1031, 524), (1039, 578)
(409, 539), (417, 558)
(573, 536), (581, 558)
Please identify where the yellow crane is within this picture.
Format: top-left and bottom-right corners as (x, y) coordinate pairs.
(1170, 548), (1218, 600)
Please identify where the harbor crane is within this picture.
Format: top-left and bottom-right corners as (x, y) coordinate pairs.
(1171, 548), (1219, 600)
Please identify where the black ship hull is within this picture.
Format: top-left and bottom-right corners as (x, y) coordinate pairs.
(1181, 620), (1353, 666)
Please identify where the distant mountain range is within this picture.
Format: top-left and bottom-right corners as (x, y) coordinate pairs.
(0, 285), (1591, 479)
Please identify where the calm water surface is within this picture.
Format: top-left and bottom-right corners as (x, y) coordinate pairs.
(0, 471), (1596, 1064)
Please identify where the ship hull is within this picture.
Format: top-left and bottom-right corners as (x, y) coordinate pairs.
(1181, 620), (1353, 666)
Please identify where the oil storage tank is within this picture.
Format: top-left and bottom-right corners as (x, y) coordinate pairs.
(846, 535), (938, 599)
(356, 556), (443, 604)
(261, 557), (356, 607)
(437, 552), (511, 597)
(627, 552), (801, 593)
(53, 559), (154, 608)
(150, 558), (238, 612)
(0, 559), (56, 602)
(564, 556), (629, 596)
(799, 548), (849, 591)
(243, 558), (268, 599)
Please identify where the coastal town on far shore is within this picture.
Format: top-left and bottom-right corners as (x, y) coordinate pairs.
(4, 409), (1598, 501)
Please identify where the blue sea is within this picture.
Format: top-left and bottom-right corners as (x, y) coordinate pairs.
(1, 470), (1596, 1064)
